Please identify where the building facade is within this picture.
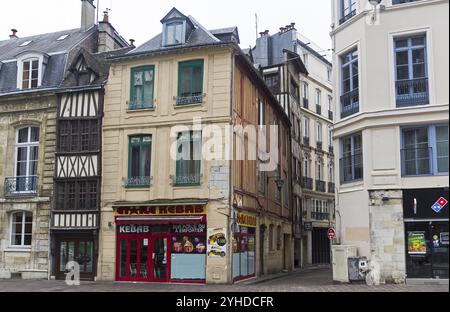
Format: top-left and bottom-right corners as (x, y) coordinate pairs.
(331, 0), (449, 282)
(0, 0), (129, 280)
(249, 25), (335, 268)
(97, 8), (292, 284)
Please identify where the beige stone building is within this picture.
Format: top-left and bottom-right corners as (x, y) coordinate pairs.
(331, 0), (449, 282)
(98, 8), (292, 284)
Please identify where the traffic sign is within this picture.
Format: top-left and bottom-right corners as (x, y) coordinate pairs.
(327, 228), (336, 240)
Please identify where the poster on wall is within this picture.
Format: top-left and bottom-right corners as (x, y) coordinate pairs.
(207, 228), (227, 258)
(408, 231), (427, 255)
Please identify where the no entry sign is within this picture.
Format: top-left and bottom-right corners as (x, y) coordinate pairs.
(327, 228), (336, 240)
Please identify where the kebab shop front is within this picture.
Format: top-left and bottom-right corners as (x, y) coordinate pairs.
(114, 205), (207, 283)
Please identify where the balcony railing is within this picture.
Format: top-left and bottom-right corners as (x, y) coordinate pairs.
(4, 176), (38, 197)
(303, 98), (309, 109)
(302, 177), (314, 190)
(316, 180), (326, 193)
(340, 89), (359, 118)
(126, 176), (151, 187)
(303, 137), (310, 147)
(176, 93), (203, 106)
(311, 212), (330, 221)
(392, 0), (420, 4)
(340, 153), (363, 183)
(328, 182), (335, 194)
(339, 9), (356, 25)
(316, 141), (323, 151)
(328, 110), (334, 121)
(396, 78), (429, 107)
(174, 174), (201, 186)
(128, 100), (154, 111)
(316, 105), (322, 115)
(401, 147), (432, 176)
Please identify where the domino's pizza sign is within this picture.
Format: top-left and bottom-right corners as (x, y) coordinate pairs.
(432, 197), (448, 214)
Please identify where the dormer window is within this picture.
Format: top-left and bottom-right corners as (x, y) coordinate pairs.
(19, 40), (33, 47)
(22, 58), (39, 89)
(166, 22), (184, 45)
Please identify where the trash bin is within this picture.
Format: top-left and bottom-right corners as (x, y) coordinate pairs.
(348, 257), (368, 282)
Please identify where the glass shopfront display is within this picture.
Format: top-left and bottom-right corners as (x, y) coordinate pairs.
(116, 223), (206, 283)
(233, 225), (256, 281)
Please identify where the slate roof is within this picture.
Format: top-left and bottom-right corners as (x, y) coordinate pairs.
(114, 14), (239, 60)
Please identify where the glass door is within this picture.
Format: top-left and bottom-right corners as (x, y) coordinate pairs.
(150, 235), (169, 282)
(56, 238), (95, 281)
(430, 222), (449, 279)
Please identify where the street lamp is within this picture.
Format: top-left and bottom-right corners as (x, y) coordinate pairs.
(369, 0), (382, 23)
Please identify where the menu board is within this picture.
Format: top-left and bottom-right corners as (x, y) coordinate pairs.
(408, 231), (427, 255)
(207, 228), (227, 258)
(171, 235), (206, 254)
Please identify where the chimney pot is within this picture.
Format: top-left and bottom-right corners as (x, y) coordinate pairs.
(129, 39), (135, 46)
(102, 10), (110, 23)
(9, 28), (18, 39)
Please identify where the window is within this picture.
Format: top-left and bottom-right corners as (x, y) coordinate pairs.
(302, 54), (309, 67)
(10, 211), (32, 247)
(340, 49), (359, 118)
(316, 89), (322, 114)
(303, 117), (310, 139)
(283, 170), (289, 208)
(177, 60), (204, 105)
(329, 163), (335, 183)
(328, 127), (334, 150)
(269, 224), (274, 251)
(304, 157), (310, 178)
(275, 165), (281, 203)
(58, 120), (98, 153)
(394, 36), (428, 107)
(316, 122), (323, 144)
(22, 59), (39, 89)
(290, 78), (299, 101)
(176, 131), (202, 186)
(312, 200), (329, 220)
(327, 67), (332, 82)
(19, 40), (32, 47)
(265, 73), (280, 94)
(56, 181), (98, 211)
(130, 66), (155, 110)
(128, 136), (152, 187)
(165, 22), (184, 46)
(317, 161), (324, 181)
(277, 226), (282, 250)
(340, 0), (357, 24)
(258, 160), (265, 194)
(302, 82), (309, 100)
(57, 34), (69, 41)
(13, 127), (39, 193)
(401, 125), (448, 176)
(258, 99), (265, 132)
(340, 132), (363, 183)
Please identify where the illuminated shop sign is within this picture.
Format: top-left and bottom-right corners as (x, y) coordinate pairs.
(114, 205), (206, 216)
(236, 212), (257, 228)
(119, 225), (150, 234)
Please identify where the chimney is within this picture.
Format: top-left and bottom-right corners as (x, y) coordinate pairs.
(9, 29), (18, 39)
(81, 0), (96, 32)
(102, 9), (110, 23)
(129, 39), (135, 47)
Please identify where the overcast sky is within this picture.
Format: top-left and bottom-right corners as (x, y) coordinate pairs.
(0, 0), (332, 50)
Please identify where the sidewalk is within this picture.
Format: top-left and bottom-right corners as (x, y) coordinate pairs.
(239, 265), (331, 285)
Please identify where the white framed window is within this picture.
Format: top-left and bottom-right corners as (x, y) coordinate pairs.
(10, 211), (33, 247)
(164, 22), (184, 46)
(16, 52), (46, 90)
(327, 67), (332, 82)
(303, 53), (309, 67)
(328, 95), (333, 112)
(303, 157), (310, 178)
(316, 89), (322, 106)
(303, 117), (310, 138)
(329, 163), (335, 183)
(302, 82), (309, 100)
(14, 126), (39, 193)
(316, 160), (324, 181)
(316, 121), (323, 143)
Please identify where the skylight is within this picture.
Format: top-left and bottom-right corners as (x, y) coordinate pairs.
(19, 40), (32, 47)
(57, 34), (69, 41)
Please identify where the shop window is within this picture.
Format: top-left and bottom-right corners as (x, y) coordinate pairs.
(128, 135), (152, 187)
(175, 131), (202, 186)
(177, 60), (204, 105)
(232, 226), (256, 281)
(10, 211), (32, 247)
(130, 66), (155, 110)
(277, 226), (282, 250)
(269, 224), (274, 251)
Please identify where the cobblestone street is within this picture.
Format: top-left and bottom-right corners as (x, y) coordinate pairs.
(0, 267), (447, 292)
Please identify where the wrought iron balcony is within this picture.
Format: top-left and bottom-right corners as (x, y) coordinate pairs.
(303, 98), (309, 109)
(303, 137), (310, 147)
(128, 100), (154, 111)
(176, 93), (203, 106)
(401, 147), (432, 176)
(4, 176), (38, 197)
(316, 180), (326, 193)
(340, 153), (363, 183)
(126, 176), (151, 188)
(174, 174), (201, 186)
(311, 212), (330, 221)
(339, 9), (356, 25)
(301, 177), (314, 190)
(396, 78), (429, 107)
(328, 110), (334, 121)
(328, 182), (335, 194)
(316, 141), (323, 151)
(316, 105), (322, 115)
(340, 89), (359, 118)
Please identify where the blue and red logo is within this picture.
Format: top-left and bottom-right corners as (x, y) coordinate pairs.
(431, 197), (448, 213)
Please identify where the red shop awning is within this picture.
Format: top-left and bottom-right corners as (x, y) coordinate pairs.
(115, 215), (205, 225)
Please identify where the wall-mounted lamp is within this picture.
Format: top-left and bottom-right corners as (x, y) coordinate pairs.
(369, 0), (382, 23)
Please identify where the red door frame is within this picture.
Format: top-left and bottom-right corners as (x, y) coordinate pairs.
(115, 233), (171, 283)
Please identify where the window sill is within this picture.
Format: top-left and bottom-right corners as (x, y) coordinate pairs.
(173, 184), (202, 188)
(4, 247), (32, 253)
(126, 107), (156, 113)
(174, 103), (204, 109)
(125, 185), (151, 189)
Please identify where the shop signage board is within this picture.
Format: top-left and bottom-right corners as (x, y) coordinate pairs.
(408, 231), (427, 255)
(431, 197), (448, 213)
(303, 222), (313, 231)
(327, 228), (336, 240)
(114, 205), (206, 216)
(207, 228), (227, 258)
(236, 211), (257, 228)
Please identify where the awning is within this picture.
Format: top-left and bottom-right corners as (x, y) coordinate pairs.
(115, 215), (205, 225)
